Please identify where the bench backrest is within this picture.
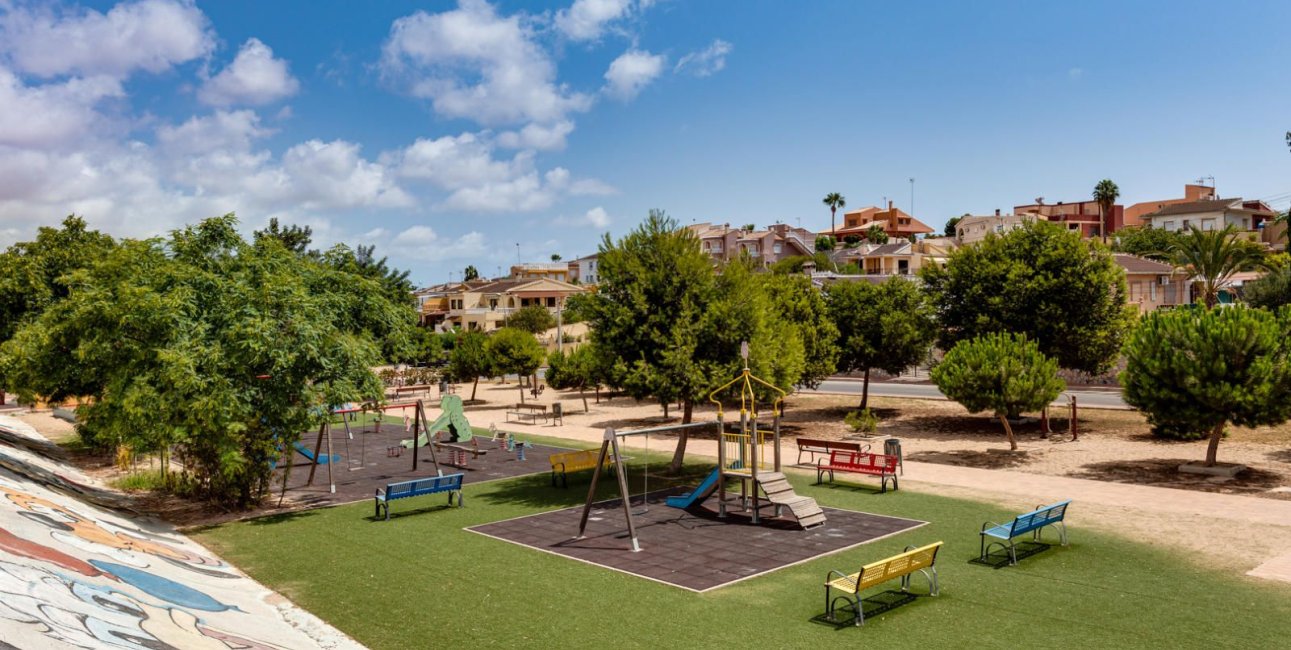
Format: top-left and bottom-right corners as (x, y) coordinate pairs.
(387, 474), (463, 497)
(514, 403), (547, 411)
(855, 542), (943, 591)
(798, 438), (862, 452)
(1010, 500), (1071, 536)
(549, 449), (604, 470)
(828, 450), (898, 472)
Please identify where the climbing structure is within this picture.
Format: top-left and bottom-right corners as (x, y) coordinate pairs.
(706, 351), (826, 529)
(401, 394), (473, 449)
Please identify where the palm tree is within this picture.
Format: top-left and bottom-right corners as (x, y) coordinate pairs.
(1168, 225), (1268, 308)
(1092, 179), (1119, 245)
(823, 192), (846, 238)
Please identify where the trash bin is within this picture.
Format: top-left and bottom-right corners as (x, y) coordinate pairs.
(438, 380), (448, 396)
(883, 437), (903, 475)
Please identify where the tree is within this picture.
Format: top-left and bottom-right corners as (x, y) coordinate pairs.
(1093, 179), (1120, 244)
(815, 235), (836, 252)
(768, 252), (835, 275)
(0, 215), (406, 507)
(587, 212), (809, 471)
(920, 219), (1133, 374)
(252, 218), (313, 254)
(447, 330), (492, 401)
(944, 215), (963, 238)
(827, 278), (936, 408)
(463, 265), (480, 281)
(321, 243), (417, 361)
(545, 344), (607, 411)
(931, 333), (1065, 451)
(505, 304), (556, 334)
(1167, 225), (1268, 308)
(0, 216), (116, 404)
(760, 273), (839, 389)
(1112, 226), (1182, 261)
(551, 253), (562, 261)
(1121, 307), (1291, 465)
(396, 327), (448, 367)
(865, 225), (889, 244)
(486, 327), (546, 400)
(823, 192), (846, 236)
(1244, 266), (1291, 310)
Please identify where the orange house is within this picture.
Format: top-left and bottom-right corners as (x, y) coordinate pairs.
(826, 201), (933, 240)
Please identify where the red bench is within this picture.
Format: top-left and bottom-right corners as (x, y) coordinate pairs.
(816, 451), (899, 493)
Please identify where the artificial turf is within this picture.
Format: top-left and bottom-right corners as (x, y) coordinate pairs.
(194, 443), (1291, 649)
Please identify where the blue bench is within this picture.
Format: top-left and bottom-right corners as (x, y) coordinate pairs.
(374, 474), (464, 520)
(980, 500), (1071, 565)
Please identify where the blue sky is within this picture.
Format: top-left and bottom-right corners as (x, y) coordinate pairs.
(1, 0), (1289, 285)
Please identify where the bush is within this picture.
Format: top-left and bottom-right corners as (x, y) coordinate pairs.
(1121, 306), (1291, 463)
(815, 235), (836, 251)
(931, 332), (1065, 450)
(505, 304), (556, 334)
(844, 409), (878, 434)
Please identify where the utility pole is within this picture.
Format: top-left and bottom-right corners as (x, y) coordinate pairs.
(909, 178), (916, 216)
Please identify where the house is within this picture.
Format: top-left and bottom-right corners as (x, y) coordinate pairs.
(954, 211), (1040, 245)
(689, 222), (817, 266)
(826, 201), (933, 240)
(511, 262), (571, 282)
(1143, 197), (1275, 241)
(415, 280), (489, 327)
(568, 254), (600, 285)
(1013, 198), (1124, 239)
(830, 239), (955, 276)
(443, 278), (587, 332)
(1113, 254), (1190, 313)
(1124, 183), (1217, 228)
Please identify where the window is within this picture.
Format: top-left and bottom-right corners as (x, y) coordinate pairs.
(1163, 220), (1176, 231)
(1202, 219), (1216, 231)
(489, 299), (498, 310)
(547, 297), (556, 308)
(1182, 219), (1191, 229)
(773, 243), (782, 254)
(1150, 281), (1157, 302)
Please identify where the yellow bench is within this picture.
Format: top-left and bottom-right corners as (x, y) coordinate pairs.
(550, 449), (614, 488)
(824, 541), (943, 626)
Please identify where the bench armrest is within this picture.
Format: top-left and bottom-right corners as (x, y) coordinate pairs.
(825, 569), (856, 589)
(980, 520), (1005, 534)
(375, 488), (386, 500)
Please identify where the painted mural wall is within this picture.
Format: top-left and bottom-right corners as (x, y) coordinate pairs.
(0, 415), (363, 650)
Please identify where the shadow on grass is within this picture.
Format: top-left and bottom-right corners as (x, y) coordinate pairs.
(473, 460), (714, 510)
(808, 590), (922, 629)
(367, 502), (461, 522)
(969, 541), (1051, 568)
(242, 509), (324, 528)
(811, 478), (890, 495)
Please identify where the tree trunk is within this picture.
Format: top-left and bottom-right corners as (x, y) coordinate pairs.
(595, 385), (601, 403)
(998, 414), (1018, 451)
(471, 376), (479, 401)
(1205, 421), (1225, 466)
(668, 400), (695, 473)
(519, 383), (525, 403)
(860, 367), (871, 410)
(662, 399), (669, 418)
(579, 385), (588, 412)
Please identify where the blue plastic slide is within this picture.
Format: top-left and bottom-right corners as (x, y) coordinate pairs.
(293, 441), (340, 465)
(665, 467), (722, 509)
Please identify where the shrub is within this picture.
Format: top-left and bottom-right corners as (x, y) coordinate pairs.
(844, 409), (879, 434)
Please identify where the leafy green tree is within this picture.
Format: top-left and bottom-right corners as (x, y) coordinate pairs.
(944, 215), (963, 238)
(823, 192), (846, 236)
(1092, 179), (1120, 244)
(931, 333), (1065, 450)
(0, 216), (115, 404)
(397, 327), (448, 367)
(551, 253), (562, 261)
(253, 218), (313, 254)
(588, 212), (809, 471)
(545, 344), (607, 411)
(505, 304), (557, 334)
(1244, 267), (1291, 310)
(865, 224), (889, 245)
(827, 278), (936, 408)
(920, 219), (1133, 374)
(0, 215), (404, 507)
(1112, 226), (1182, 261)
(1167, 225), (1268, 308)
(1121, 307), (1291, 464)
(463, 265), (480, 281)
(768, 252), (835, 275)
(761, 273), (838, 388)
(447, 330), (492, 401)
(815, 235), (836, 252)
(486, 327), (546, 399)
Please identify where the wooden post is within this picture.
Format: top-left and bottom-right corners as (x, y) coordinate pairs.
(1069, 396), (1078, 440)
(576, 431), (613, 539)
(1040, 405), (1051, 439)
(305, 422), (327, 487)
(325, 421), (335, 494)
(411, 400), (422, 472)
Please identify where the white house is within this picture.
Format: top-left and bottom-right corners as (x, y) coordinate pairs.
(1144, 198), (1275, 237)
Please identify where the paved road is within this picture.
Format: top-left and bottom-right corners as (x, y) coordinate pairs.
(809, 378), (1129, 409)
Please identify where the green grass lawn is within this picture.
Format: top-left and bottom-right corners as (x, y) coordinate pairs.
(195, 446), (1291, 649)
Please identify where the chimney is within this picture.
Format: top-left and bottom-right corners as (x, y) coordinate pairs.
(887, 200), (894, 211)
(995, 209), (1001, 217)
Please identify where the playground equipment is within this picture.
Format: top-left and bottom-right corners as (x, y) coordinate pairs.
(331, 401), (417, 472)
(574, 343), (825, 551)
(397, 395), (477, 473)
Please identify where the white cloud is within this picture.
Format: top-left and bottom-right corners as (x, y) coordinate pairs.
(156, 109), (271, 155)
(675, 39), (732, 77)
(495, 120), (574, 151)
(584, 206), (611, 228)
(198, 38), (300, 106)
(0, 0), (214, 79)
(389, 132), (522, 189)
(0, 67), (123, 148)
(281, 140), (412, 210)
(397, 224), (438, 246)
(380, 0), (591, 127)
(554, 0), (632, 41)
(603, 49), (664, 101)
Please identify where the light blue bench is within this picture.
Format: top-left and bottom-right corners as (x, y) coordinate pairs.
(375, 474), (464, 520)
(980, 500), (1071, 565)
